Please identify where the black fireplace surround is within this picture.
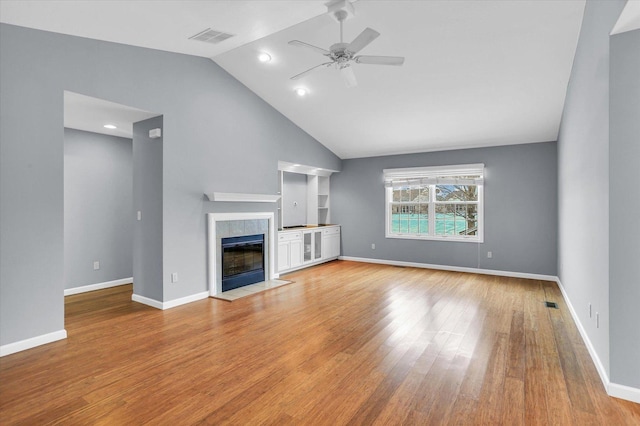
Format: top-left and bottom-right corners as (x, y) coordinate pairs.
(221, 234), (265, 292)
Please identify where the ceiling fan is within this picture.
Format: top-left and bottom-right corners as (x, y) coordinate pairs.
(288, 8), (404, 88)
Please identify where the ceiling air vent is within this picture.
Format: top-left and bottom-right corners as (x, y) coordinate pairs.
(189, 28), (235, 44)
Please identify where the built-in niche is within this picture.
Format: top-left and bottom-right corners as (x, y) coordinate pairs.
(277, 161), (337, 230)
(282, 172), (308, 227)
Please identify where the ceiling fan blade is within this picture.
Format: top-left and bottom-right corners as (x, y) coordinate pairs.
(340, 65), (358, 88)
(346, 28), (380, 54)
(288, 40), (330, 56)
(355, 55), (405, 66)
(290, 62), (333, 80)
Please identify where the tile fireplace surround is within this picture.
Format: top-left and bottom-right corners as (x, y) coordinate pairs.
(207, 212), (276, 296)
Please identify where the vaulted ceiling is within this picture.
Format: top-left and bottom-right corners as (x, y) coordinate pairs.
(1, 1), (590, 159)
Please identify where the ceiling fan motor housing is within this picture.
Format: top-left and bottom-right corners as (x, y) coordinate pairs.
(329, 43), (354, 62)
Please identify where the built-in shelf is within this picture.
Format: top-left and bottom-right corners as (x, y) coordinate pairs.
(205, 192), (281, 203)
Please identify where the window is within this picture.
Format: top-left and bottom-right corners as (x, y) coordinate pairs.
(385, 164), (484, 242)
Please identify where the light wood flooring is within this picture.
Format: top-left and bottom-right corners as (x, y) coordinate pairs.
(1, 261), (639, 424)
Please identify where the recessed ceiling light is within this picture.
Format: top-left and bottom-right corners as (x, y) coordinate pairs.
(103, 124), (117, 129)
(294, 88), (308, 97)
(258, 52), (271, 63)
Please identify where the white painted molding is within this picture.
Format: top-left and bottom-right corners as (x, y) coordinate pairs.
(205, 192), (281, 203)
(554, 278), (610, 390)
(64, 277), (132, 296)
(0, 329), (67, 357)
(132, 293), (163, 310)
(336, 257), (640, 404)
(162, 292), (209, 310)
(609, 382), (640, 404)
(133, 291), (209, 310)
(338, 256), (557, 282)
(555, 278), (640, 404)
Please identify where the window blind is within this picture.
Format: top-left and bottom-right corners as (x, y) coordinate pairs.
(383, 163), (484, 187)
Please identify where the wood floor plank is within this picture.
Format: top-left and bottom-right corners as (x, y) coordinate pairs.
(1, 261), (638, 425)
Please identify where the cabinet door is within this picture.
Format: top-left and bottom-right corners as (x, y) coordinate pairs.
(278, 241), (290, 272)
(290, 240), (302, 268)
(303, 232), (313, 263)
(314, 230), (322, 260)
(329, 234), (340, 258)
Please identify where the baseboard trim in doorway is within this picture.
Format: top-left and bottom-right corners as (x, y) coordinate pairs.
(64, 277), (132, 296)
(132, 291), (209, 310)
(0, 329), (67, 357)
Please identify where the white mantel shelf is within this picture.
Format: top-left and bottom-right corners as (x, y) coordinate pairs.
(205, 192), (281, 203)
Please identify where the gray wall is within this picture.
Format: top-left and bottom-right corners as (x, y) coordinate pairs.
(133, 117), (163, 301)
(64, 128), (133, 289)
(557, 0), (626, 381)
(609, 28), (640, 389)
(332, 142), (557, 275)
(282, 172), (308, 227)
(0, 23), (340, 347)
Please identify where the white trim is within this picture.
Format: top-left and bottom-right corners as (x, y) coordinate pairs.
(162, 291), (209, 310)
(207, 212), (276, 297)
(554, 278), (610, 389)
(277, 160), (338, 177)
(205, 192), (281, 203)
(555, 278), (640, 404)
(131, 293), (163, 310)
(0, 329), (67, 357)
(338, 256), (556, 282)
(609, 382), (640, 404)
(64, 277), (132, 296)
(335, 257), (640, 403)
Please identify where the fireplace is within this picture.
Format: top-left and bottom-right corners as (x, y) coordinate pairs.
(207, 212), (275, 296)
(221, 234), (265, 291)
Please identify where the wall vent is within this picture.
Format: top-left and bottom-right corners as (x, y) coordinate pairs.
(189, 28), (235, 44)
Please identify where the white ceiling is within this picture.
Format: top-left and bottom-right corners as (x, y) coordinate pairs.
(1, 1), (593, 159)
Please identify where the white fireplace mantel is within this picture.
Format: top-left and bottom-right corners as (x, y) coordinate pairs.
(205, 192), (281, 203)
(207, 212), (276, 296)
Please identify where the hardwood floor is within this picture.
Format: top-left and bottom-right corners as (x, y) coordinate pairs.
(1, 261), (638, 424)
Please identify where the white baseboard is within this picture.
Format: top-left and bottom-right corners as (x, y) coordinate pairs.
(338, 256), (640, 403)
(556, 278), (640, 404)
(132, 291), (209, 310)
(64, 277), (132, 296)
(0, 329), (67, 357)
(609, 382), (640, 404)
(554, 278), (610, 390)
(162, 292), (209, 309)
(131, 293), (164, 309)
(338, 256), (557, 282)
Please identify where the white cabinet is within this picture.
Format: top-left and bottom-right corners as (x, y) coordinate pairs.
(303, 229), (323, 264)
(322, 226), (340, 259)
(278, 225), (340, 274)
(278, 231), (302, 273)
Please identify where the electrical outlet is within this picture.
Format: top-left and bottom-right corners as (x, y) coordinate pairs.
(171, 273), (178, 283)
(137, 210), (142, 221)
(371, 243), (376, 250)
(487, 251), (492, 259)
(93, 261), (100, 270)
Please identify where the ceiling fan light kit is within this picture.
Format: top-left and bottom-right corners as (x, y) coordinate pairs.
(288, 0), (405, 87)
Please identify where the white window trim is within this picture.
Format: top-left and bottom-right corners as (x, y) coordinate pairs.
(384, 164), (484, 243)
